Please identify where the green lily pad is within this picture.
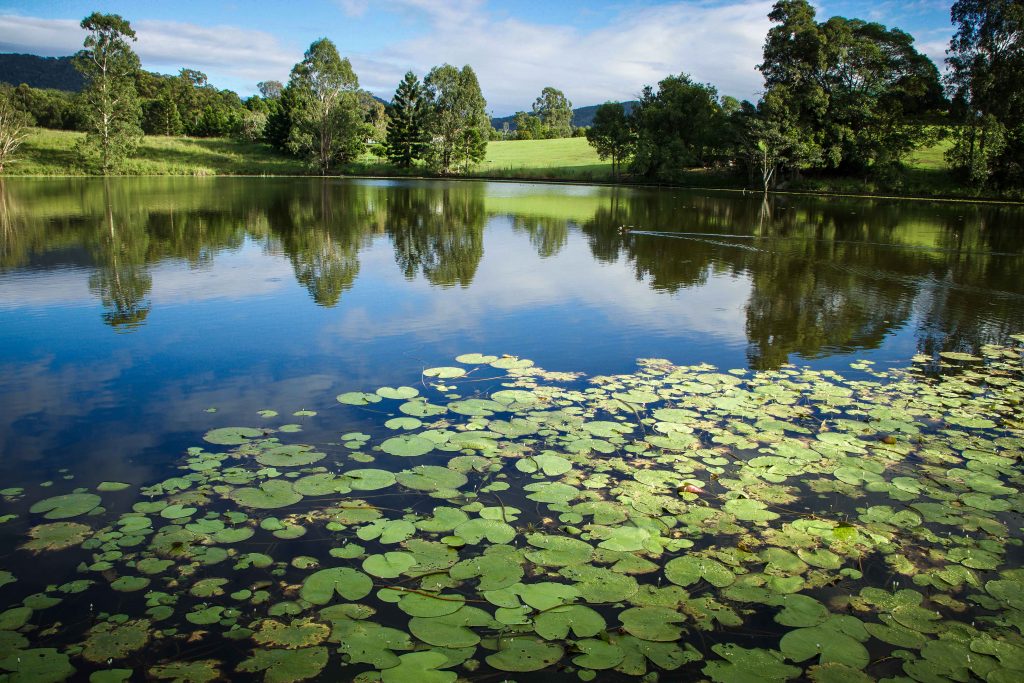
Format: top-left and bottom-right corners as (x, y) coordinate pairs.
(377, 386), (420, 400)
(423, 366), (466, 379)
(29, 493), (101, 520)
(22, 522), (91, 552)
(300, 568), (373, 604)
(83, 619), (150, 662)
(203, 426), (263, 445)
(380, 651), (456, 683)
(381, 435), (435, 457)
(237, 646), (328, 683)
(253, 618), (329, 649)
(149, 660), (221, 683)
(485, 636), (563, 672)
(336, 391), (382, 406)
(230, 480), (302, 509)
(619, 606), (687, 641)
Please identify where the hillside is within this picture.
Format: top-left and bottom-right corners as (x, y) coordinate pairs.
(0, 53), (84, 91)
(491, 100), (639, 131)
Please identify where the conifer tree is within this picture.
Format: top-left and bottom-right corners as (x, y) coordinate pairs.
(385, 72), (429, 167)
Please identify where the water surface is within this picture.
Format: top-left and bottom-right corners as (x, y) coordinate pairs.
(0, 177), (1022, 681)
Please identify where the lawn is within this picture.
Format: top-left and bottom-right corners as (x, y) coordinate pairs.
(7, 128), (305, 176)
(476, 137), (613, 180)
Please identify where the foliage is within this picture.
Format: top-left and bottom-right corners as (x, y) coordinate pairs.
(757, 0), (945, 176)
(386, 72), (430, 167)
(0, 89), (32, 173)
(532, 86), (574, 138)
(74, 12), (143, 174)
(423, 64), (489, 174)
(142, 92), (183, 137)
(286, 39), (364, 173)
(585, 102), (634, 178)
(945, 0), (1024, 188)
(630, 73), (730, 179)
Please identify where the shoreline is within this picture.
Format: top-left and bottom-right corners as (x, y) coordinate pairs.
(4, 171), (1023, 207)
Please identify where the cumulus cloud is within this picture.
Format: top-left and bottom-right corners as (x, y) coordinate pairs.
(0, 13), (298, 93)
(2, 0), (950, 113)
(348, 1), (774, 112)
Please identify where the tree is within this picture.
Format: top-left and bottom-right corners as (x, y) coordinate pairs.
(74, 12), (142, 174)
(757, 0), (944, 175)
(287, 38), (363, 173)
(945, 0), (1024, 187)
(385, 72), (430, 167)
(0, 90), (32, 174)
(532, 86), (573, 138)
(257, 80), (283, 100)
(142, 90), (182, 136)
(512, 111), (543, 140)
(586, 102), (634, 178)
(631, 73), (729, 179)
(423, 64), (489, 174)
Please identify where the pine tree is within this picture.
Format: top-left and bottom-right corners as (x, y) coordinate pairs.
(385, 72), (429, 167)
(74, 13), (142, 174)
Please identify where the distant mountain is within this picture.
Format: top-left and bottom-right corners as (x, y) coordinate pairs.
(491, 100), (639, 131)
(0, 54), (85, 91)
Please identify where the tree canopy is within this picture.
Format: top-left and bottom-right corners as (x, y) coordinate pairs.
(74, 12), (143, 174)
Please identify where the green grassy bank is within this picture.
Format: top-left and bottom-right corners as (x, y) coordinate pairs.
(7, 128), (306, 176)
(6, 128), (1015, 202)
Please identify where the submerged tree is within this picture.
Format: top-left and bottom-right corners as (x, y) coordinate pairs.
(287, 38), (363, 174)
(423, 64), (489, 174)
(385, 72), (430, 167)
(74, 12), (143, 174)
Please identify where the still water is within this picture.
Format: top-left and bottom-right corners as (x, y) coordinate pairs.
(0, 177), (1022, 681)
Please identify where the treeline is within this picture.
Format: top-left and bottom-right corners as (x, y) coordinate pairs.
(1, 0), (1020, 192)
(586, 0), (1024, 192)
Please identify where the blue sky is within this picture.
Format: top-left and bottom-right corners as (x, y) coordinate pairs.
(0, 0), (954, 115)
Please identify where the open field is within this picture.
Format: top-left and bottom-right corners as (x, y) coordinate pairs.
(7, 128), (1018, 201)
(7, 128), (306, 176)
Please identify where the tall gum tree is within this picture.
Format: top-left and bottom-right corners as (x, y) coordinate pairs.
(74, 13), (142, 174)
(287, 38), (363, 174)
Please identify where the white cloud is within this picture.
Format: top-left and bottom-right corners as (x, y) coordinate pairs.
(1, 1), (951, 112)
(0, 13), (298, 93)
(343, 1), (774, 112)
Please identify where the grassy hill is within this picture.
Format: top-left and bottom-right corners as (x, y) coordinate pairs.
(6, 128), (305, 176)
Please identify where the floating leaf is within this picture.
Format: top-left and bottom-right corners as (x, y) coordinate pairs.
(29, 493), (101, 520)
(300, 568), (373, 604)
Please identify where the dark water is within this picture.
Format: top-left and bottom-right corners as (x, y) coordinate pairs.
(0, 177), (1023, 680)
(2, 177), (1022, 483)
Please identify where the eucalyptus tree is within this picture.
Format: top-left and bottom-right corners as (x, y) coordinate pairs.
(423, 64), (489, 174)
(532, 86), (573, 138)
(385, 71), (430, 167)
(74, 12), (142, 174)
(945, 0), (1024, 187)
(287, 38), (363, 174)
(0, 90), (31, 174)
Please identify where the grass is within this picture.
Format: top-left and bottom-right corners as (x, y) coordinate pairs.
(6, 127), (1019, 202)
(7, 128), (305, 176)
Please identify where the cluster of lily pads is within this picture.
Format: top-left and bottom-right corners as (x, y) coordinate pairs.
(1, 340), (1023, 682)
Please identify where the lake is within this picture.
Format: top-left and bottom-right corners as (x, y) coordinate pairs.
(0, 177), (1022, 682)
